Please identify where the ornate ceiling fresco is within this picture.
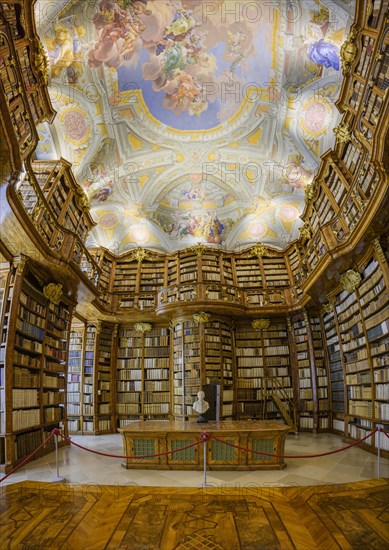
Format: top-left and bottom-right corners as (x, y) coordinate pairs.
(35, 0), (356, 253)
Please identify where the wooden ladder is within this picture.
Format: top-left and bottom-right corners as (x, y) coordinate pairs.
(261, 377), (298, 432)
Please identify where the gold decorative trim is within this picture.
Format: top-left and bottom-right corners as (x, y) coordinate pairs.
(299, 223), (311, 242)
(372, 238), (386, 263)
(32, 37), (49, 85)
(305, 179), (319, 204)
(13, 254), (28, 274)
(323, 302), (333, 313)
(251, 318), (270, 330)
(129, 247), (150, 263)
(188, 243), (211, 257)
(247, 243), (268, 259)
(333, 122), (352, 144)
(340, 269), (361, 292)
(193, 312), (211, 324)
(340, 27), (359, 74)
(134, 322), (152, 333)
(43, 283), (63, 305)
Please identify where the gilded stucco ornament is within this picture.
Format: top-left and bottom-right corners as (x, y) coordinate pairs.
(372, 238), (386, 262)
(134, 322), (152, 333)
(333, 122), (352, 144)
(251, 318), (270, 330)
(340, 269), (361, 292)
(188, 243), (210, 256)
(305, 179), (319, 204)
(129, 247), (150, 263)
(323, 302), (333, 313)
(76, 187), (90, 209)
(340, 27), (359, 74)
(33, 37), (49, 85)
(43, 283), (63, 305)
(247, 243), (268, 259)
(193, 312), (211, 324)
(299, 223), (311, 242)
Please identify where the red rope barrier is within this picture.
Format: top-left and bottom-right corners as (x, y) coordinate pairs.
(58, 431), (204, 459)
(0, 432), (55, 484)
(206, 429), (378, 459)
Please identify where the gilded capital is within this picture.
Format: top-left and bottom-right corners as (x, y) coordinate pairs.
(340, 269), (361, 292)
(13, 254), (28, 273)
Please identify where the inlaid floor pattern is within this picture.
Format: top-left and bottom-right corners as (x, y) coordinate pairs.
(1, 479), (388, 549)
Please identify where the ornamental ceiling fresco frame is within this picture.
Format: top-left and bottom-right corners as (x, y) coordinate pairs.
(34, 0), (356, 254)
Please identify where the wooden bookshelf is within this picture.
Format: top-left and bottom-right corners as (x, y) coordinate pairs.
(172, 318), (201, 419)
(116, 327), (143, 426)
(0, 1), (55, 172)
(235, 323), (264, 419)
(96, 323), (115, 433)
(292, 314), (314, 430)
(67, 319), (84, 434)
(0, 258), (72, 471)
(116, 325), (170, 424)
(82, 324), (96, 433)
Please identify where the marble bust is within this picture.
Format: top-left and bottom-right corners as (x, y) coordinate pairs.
(193, 391), (209, 423)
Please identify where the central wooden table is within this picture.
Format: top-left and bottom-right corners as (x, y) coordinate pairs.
(119, 420), (290, 470)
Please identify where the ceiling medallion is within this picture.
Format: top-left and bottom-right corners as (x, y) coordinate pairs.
(129, 247), (150, 263)
(247, 243), (268, 260)
(251, 319), (270, 330)
(340, 269), (361, 292)
(134, 322), (152, 333)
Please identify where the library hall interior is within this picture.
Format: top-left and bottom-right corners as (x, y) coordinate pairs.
(0, 0), (389, 548)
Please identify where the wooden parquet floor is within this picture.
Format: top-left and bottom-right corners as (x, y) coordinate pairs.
(0, 479), (388, 549)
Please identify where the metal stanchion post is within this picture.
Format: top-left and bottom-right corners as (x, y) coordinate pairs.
(50, 429), (65, 483)
(200, 434), (212, 488)
(203, 439), (207, 487)
(377, 427), (381, 478)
